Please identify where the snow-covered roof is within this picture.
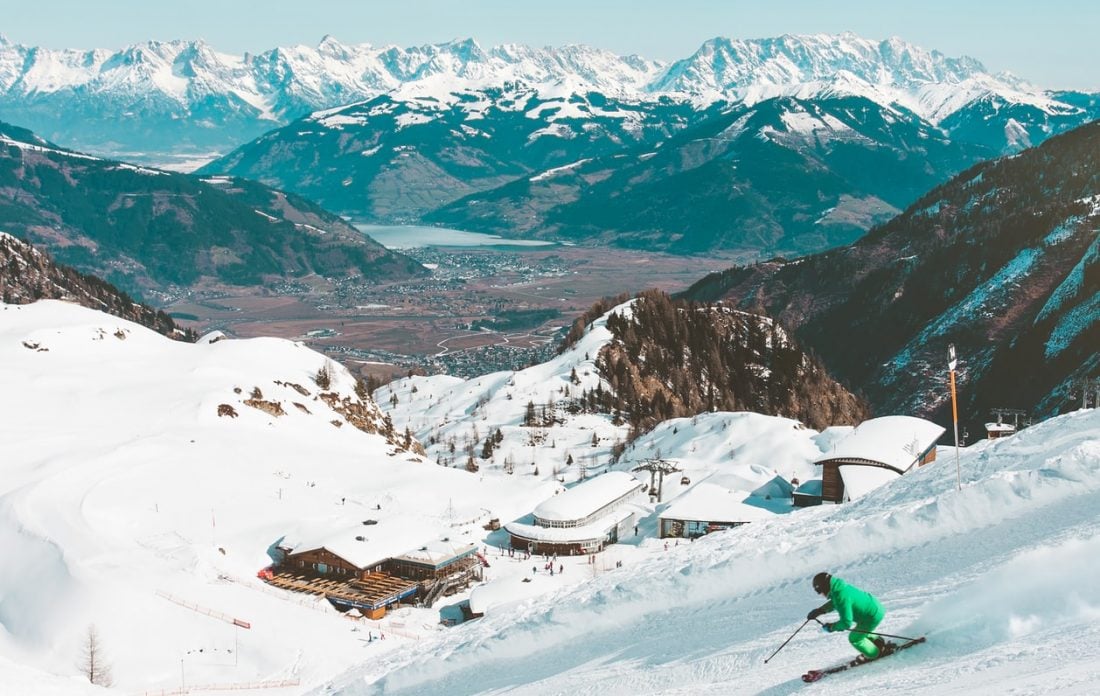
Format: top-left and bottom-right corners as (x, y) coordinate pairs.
(985, 422), (1016, 433)
(391, 539), (477, 567)
(533, 471), (642, 522)
(751, 475), (794, 499)
(286, 532), (393, 570)
(505, 507), (635, 543)
(815, 415), (945, 472)
(286, 514), (477, 571)
(658, 483), (778, 524)
(794, 479), (823, 496)
(838, 464), (901, 501)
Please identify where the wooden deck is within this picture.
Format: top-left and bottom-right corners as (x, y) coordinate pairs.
(265, 571), (418, 610)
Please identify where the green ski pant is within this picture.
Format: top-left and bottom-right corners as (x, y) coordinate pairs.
(848, 608), (885, 659)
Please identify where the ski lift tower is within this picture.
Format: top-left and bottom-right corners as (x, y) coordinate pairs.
(632, 458), (681, 503)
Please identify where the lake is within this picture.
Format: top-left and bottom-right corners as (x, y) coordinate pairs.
(355, 224), (558, 250)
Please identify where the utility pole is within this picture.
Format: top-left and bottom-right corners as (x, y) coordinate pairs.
(948, 344), (961, 491)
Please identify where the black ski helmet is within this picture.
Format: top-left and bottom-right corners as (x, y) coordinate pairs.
(812, 572), (832, 594)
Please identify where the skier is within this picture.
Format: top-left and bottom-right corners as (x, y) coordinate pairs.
(806, 572), (889, 662)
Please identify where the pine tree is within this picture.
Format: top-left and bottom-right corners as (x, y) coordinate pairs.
(314, 363), (332, 390)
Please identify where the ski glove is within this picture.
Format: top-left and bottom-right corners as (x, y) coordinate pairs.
(806, 607), (825, 621)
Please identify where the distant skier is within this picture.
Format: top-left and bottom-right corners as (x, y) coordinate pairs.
(806, 572), (889, 661)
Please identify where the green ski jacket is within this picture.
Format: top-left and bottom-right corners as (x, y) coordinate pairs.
(822, 576), (883, 631)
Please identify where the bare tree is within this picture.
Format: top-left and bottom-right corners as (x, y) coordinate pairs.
(79, 624), (113, 687)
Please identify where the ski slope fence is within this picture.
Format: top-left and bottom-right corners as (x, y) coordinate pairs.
(155, 590), (251, 628)
(137, 677), (300, 694)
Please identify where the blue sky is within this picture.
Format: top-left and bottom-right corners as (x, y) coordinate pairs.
(4, 0), (1098, 89)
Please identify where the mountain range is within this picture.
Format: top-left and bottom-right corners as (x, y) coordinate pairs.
(422, 94), (987, 254)
(2, 32), (1093, 158)
(5, 33), (1097, 256)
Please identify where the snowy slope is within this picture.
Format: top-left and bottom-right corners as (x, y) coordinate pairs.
(0, 300), (550, 693)
(324, 408), (1100, 695)
(5, 299), (1099, 694)
(374, 304), (631, 482)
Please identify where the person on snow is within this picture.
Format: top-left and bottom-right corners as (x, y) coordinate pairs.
(806, 572), (891, 661)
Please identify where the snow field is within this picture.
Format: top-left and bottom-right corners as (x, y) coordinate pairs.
(323, 410), (1100, 695)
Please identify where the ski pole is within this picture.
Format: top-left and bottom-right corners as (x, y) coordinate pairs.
(844, 626), (922, 643)
(764, 618), (812, 664)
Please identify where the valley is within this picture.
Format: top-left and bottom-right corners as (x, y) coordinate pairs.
(164, 243), (742, 379)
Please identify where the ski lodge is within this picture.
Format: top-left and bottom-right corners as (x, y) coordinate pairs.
(657, 482), (782, 538)
(505, 471), (643, 555)
(807, 415), (945, 505)
(261, 532), (482, 618)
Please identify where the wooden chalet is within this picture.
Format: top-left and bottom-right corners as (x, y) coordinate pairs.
(792, 479), (824, 508)
(815, 416), (945, 504)
(267, 536), (482, 617)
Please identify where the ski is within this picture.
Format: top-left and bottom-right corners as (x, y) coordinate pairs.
(801, 637), (926, 683)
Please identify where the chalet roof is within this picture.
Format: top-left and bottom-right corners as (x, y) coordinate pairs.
(815, 415), (945, 473)
(505, 506), (635, 543)
(794, 479), (823, 496)
(986, 422), (1016, 433)
(838, 464), (900, 501)
(751, 474), (794, 499)
(284, 515), (460, 570)
(533, 471), (643, 522)
(284, 536), (384, 570)
(390, 539), (477, 568)
(658, 483), (778, 524)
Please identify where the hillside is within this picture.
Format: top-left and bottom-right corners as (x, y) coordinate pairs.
(681, 120), (1100, 434)
(0, 299), (545, 694)
(0, 121), (426, 298)
(1, 232), (194, 340)
(375, 293), (865, 487)
(592, 290), (868, 433)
